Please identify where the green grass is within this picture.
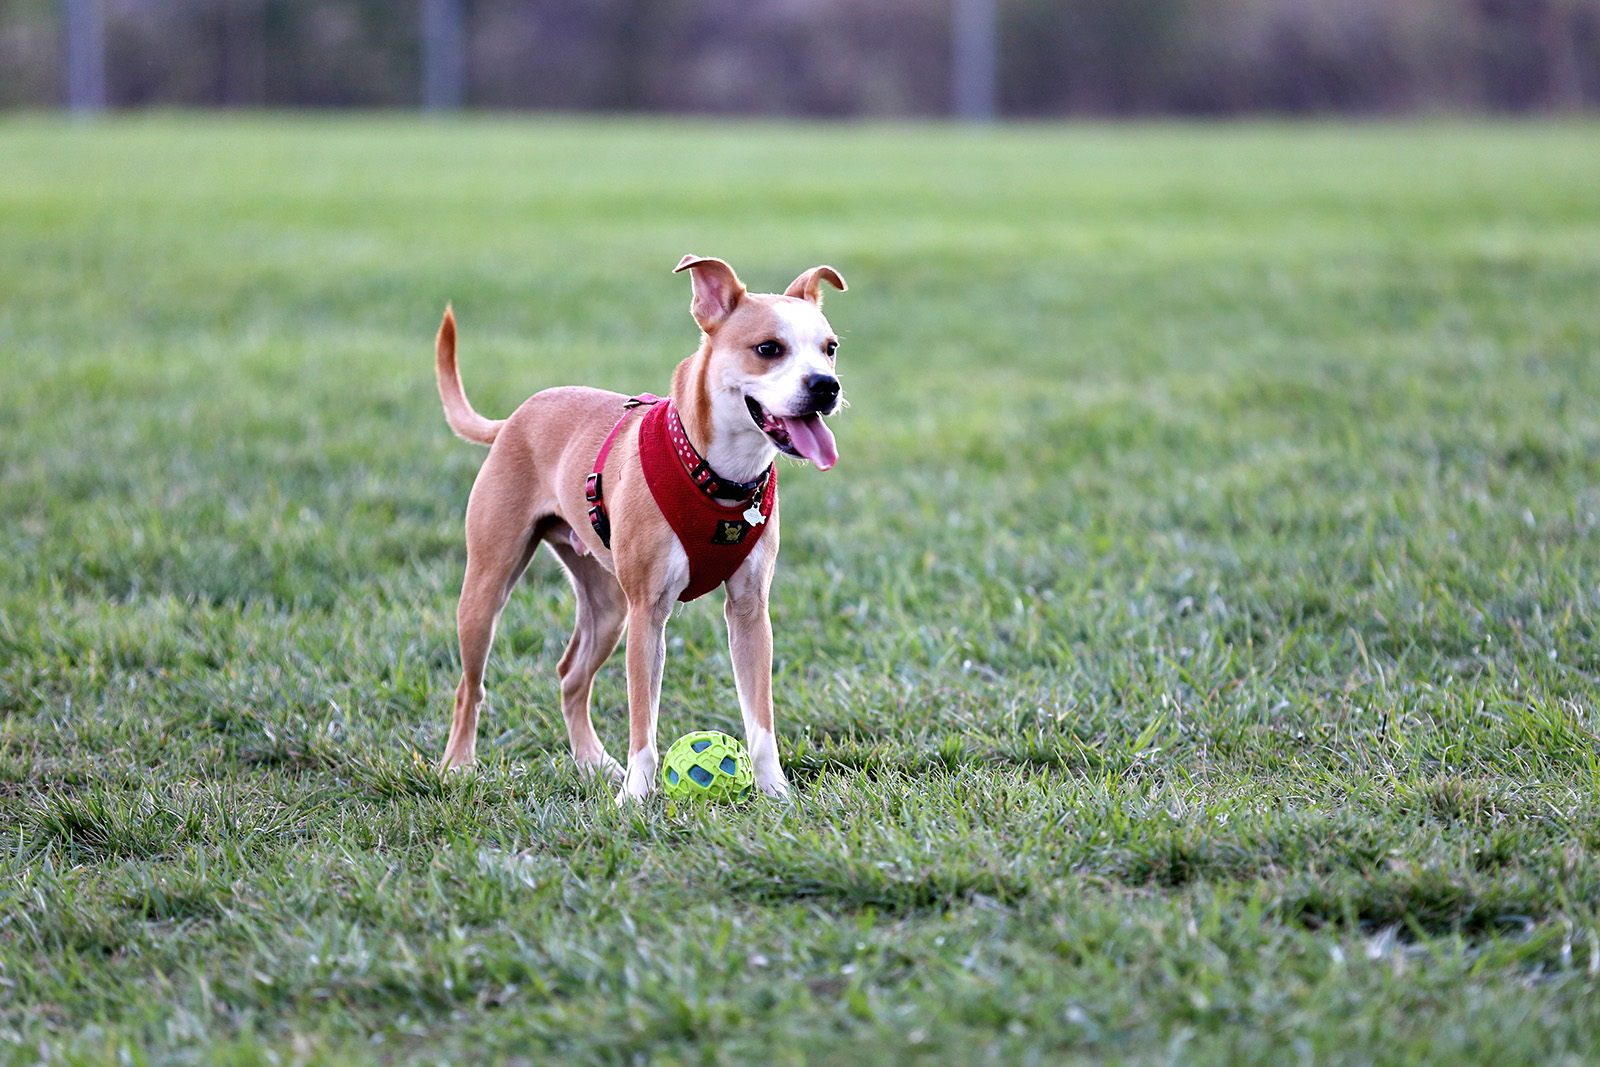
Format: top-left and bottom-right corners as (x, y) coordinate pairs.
(3, 114), (1600, 1064)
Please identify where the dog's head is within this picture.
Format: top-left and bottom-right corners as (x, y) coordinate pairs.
(673, 255), (846, 473)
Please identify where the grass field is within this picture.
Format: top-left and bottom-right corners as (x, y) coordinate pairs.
(3, 115), (1600, 1064)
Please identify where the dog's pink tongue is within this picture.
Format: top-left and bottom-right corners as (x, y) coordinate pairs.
(780, 414), (838, 471)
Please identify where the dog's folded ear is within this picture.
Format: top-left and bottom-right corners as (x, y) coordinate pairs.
(783, 266), (847, 306)
(674, 255), (747, 332)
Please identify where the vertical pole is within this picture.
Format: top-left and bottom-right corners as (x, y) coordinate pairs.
(952, 0), (996, 121)
(422, 0), (464, 111)
(65, 0), (106, 114)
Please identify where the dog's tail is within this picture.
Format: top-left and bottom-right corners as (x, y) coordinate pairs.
(435, 305), (503, 446)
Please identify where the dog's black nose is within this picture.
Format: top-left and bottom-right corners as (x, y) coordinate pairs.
(805, 374), (840, 407)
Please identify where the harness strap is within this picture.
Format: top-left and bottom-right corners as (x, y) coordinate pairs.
(586, 393), (662, 548)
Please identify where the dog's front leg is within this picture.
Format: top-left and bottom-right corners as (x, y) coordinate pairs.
(615, 590), (673, 802)
(724, 550), (790, 799)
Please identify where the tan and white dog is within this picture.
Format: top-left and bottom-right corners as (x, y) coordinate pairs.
(433, 255), (846, 802)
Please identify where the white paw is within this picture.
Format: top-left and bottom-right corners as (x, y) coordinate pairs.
(746, 726), (788, 798)
(614, 749), (659, 804)
(757, 773), (791, 799)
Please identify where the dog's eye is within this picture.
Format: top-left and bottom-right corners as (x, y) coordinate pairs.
(754, 340), (783, 359)
(824, 340), (838, 358)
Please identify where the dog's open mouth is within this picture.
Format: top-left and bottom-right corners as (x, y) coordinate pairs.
(746, 396), (838, 471)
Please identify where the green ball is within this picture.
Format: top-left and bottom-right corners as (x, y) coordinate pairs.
(660, 730), (754, 802)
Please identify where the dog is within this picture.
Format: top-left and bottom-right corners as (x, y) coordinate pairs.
(433, 255), (846, 802)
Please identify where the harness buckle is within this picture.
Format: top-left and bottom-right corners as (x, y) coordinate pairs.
(587, 504), (611, 549)
(585, 472), (602, 503)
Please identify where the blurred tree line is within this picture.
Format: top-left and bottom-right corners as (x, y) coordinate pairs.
(3, 0), (1597, 113)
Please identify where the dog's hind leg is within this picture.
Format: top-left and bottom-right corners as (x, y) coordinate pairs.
(546, 533), (628, 783)
(441, 498), (545, 770)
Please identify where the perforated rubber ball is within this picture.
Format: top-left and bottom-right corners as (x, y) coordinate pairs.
(661, 730), (754, 802)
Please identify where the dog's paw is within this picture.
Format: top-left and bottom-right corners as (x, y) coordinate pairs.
(614, 751), (659, 804)
(613, 781), (656, 806)
(575, 750), (625, 785)
(748, 732), (788, 798)
(756, 775), (791, 800)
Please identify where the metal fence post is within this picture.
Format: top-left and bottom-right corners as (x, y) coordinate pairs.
(422, 0), (465, 110)
(65, 0), (106, 113)
(952, 0), (996, 121)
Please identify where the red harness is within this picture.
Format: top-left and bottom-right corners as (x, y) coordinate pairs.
(586, 395), (777, 603)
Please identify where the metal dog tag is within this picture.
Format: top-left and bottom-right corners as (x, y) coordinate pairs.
(744, 505), (765, 526)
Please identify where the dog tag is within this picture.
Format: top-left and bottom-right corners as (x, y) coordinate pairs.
(744, 505), (765, 526)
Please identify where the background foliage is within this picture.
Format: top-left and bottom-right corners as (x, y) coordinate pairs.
(3, 0), (1600, 113)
